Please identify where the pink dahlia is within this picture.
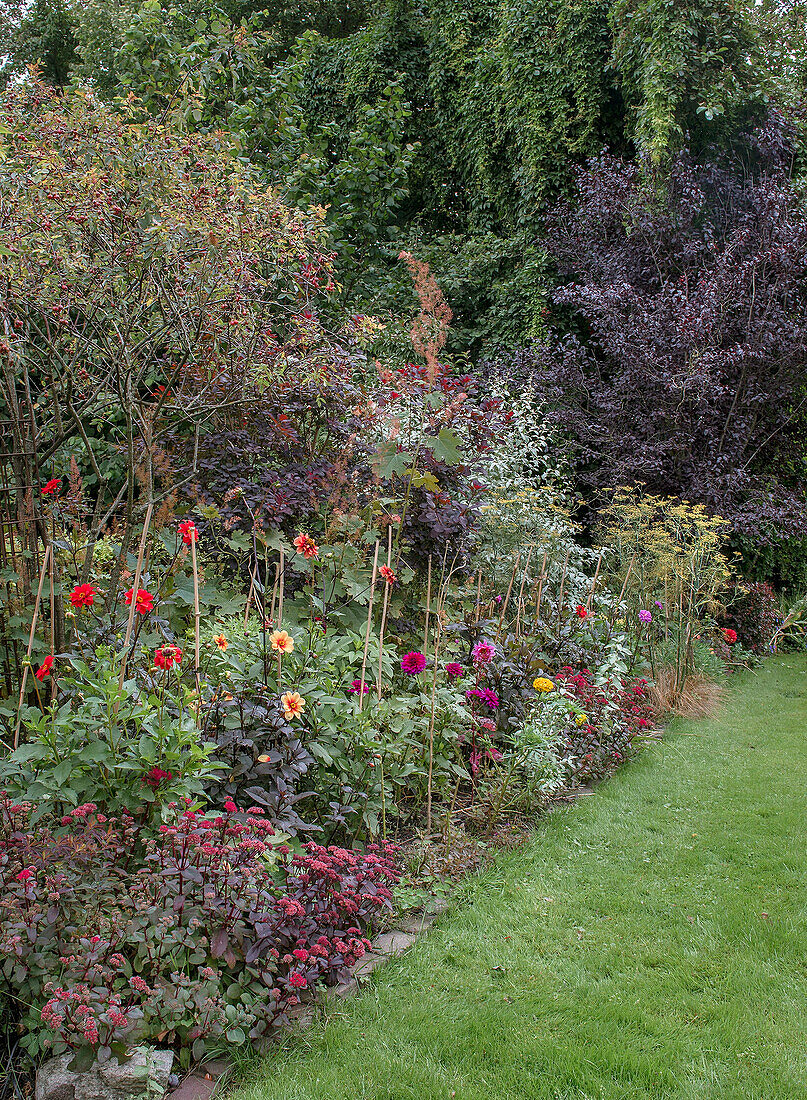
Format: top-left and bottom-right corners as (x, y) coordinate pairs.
(401, 651), (426, 675)
(471, 640), (496, 666)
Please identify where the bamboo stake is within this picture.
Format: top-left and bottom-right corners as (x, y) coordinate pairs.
(118, 502), (154, 693)
(495, 550), (521, 642)
(423, 555), (432, 653)
(276, 552), (284, 690)
(586, 551), (603, 611)
(426, 623), (441, 835)
(277, 547), (284, 628)
(556, 547), (570, 620)
(191, 535), (201, 717)
(474, 569), (482, 623)
(14, 544), (51, 749)
(48, 540), (56, 704)
(243, 564), (257, 628)
(610, 552), (637, 627)
(616, 553), (636, 606)
(359, 542), (380, 712)
(377, 585), (390, 701)
(533, 551), (547, 628)
(439, 551), (461, 612)
(528, 578), (539, 629)
(376, 530), (393, 700)
(269, 561), (279, 627)
(514, 545), (534, 639)
(438, 545), (449, 607)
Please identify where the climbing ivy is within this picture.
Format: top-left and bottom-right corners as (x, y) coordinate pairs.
(609, 0), (766, 161)
(1, 0), (794, 350)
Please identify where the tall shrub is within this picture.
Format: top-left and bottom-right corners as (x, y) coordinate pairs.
(528, 114), (807, 560)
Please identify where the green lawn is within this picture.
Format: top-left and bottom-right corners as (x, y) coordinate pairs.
(240, 655), (807, 1100)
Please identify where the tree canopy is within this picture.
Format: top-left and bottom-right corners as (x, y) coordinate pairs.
(3, 0), (802, 352)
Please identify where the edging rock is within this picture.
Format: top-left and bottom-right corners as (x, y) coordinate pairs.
(164, 902), (444, 1100)
(36, 1047), (174, 1100)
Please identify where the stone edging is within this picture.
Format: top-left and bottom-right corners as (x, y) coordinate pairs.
(165, 898), (451, 1100)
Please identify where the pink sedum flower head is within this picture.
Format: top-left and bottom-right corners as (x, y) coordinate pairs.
(401, 651), (426, 675)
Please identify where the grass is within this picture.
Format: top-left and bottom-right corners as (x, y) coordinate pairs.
(239, 655), (807, 1100)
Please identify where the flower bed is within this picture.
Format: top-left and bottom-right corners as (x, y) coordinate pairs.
(0, 798), (397, 1070)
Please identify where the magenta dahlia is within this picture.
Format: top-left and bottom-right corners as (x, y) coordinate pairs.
(401, 651), (427, 675)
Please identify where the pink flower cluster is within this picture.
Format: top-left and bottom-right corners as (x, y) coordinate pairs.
(465, 687), (500, 710)
(40, 983), (135, 1050)
(0, 795), (400, 1060)
(554, 668), (654, 782)
(471, 640), (496, 666)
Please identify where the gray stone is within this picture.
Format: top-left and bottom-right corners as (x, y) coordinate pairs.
(326, 978), (358, 999)
(352, 952), (386, 980)
(35, 1059), (74, 1100)
(372, 930), (417, 957)
(393, 914), (431, 934)
(423, 895), (450, 916)
(285, 1003), (315, 1028)
(166, 1075), (214, 1100)
(196, 1061), (229, 1081)
(37, 1048), (174, 1100)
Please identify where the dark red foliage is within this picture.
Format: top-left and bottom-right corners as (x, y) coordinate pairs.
(556, 669), (654, 784)
(187, 376), (368, 534)
(0, 798), (398, 1064)
(724, 580), (781, 651)
(187, 356), (499, 567)
(526, 113), (807, 546)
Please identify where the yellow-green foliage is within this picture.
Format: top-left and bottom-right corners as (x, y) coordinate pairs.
(597, 486), (735, 622)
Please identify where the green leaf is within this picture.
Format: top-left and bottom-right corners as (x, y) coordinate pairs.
(80, 742), (111, 763)
(53, 760), (73, 786)
(68, 1047), (96, 1073)
(409, 470), (440, 492)
(431, 429), (463, 466)
(372, 441), (413, 480)
(138, 734), (157, 762)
